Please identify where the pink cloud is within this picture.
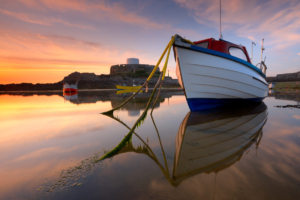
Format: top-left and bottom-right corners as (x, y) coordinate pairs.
(0, 9), (93, 29)
(247, 36), (256, 41)
(293, 115), (300, 120)
(1, 0), (199, 35)
(0, 9), (50, 25)
(16, 0), (111, 12)
(10, 0), (167, 29)
(174, 0), (300, 49)
(1, 0), (203, 40)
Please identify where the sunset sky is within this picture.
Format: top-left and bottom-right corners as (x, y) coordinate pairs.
(0, 0), (299, 84)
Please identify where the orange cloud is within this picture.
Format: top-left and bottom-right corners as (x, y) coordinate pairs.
(0, 0), (203, 84)
(0, 28), (163, 83)
(0, 30), (120, 83)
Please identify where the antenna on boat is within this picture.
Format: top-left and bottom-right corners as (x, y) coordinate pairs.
(260, 38), (265, 70)
(251, 42), (256, 63)
(219, 0), (223, 39)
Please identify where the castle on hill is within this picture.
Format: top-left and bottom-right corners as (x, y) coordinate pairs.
(110, 58), (160, 75)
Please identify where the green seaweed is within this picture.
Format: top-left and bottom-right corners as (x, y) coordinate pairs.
(98, 86), (157, 161)
(39, 149), (110, 193)
(101, 104), (175, 185)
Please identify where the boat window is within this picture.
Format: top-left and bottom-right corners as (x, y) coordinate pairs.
(195, 42), (208, 48)
(229, 47), (247, 61)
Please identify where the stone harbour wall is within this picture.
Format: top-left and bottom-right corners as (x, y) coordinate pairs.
(266, 71), (300, 82)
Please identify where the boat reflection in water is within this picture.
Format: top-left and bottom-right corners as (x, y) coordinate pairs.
(63, 91), (78, 101)
(112, 90), (162, 116)
(268, 90), (275, 94)
(106, 102), (268, 186)
(42, 101), (267, 192)
(61, 90), (168, 116)
(173, 102), (267, 185)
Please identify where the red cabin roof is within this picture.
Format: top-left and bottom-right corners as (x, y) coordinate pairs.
(194, 38), (251, 64)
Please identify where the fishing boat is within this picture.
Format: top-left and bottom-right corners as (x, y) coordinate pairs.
(63, 82), (78, 92)
(172, 0), (268, 111)
(173, 35), (268, 111)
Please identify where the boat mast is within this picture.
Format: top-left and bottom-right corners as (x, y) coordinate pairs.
(219, 0), (222, 39)
(251, 42), (256, 63)
(260, 39), (265, 70)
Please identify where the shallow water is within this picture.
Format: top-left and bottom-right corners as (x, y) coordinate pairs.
(0, 90), (300, 200)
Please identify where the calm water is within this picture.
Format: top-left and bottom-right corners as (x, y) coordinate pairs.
(0, 90), (300, 200)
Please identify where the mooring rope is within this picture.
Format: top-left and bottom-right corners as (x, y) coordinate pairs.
(98, 73), (163, 161)
(99, 34), (195, 160)
(102, 36), (176, 115)
(102, 34), (194, 115)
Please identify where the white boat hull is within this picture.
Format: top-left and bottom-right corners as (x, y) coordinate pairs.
(174, 46), (268, 111)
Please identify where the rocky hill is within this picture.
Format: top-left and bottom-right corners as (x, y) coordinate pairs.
(0, 72), (180, 91)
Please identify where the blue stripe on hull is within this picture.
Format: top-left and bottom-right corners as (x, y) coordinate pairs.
(187, 98), (265, 111)
(189, 45), (266, 78)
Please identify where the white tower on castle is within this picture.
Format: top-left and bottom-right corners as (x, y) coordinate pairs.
(126, 58), (139, 65)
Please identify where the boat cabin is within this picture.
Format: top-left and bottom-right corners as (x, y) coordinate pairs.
(194, 38), (251, 64)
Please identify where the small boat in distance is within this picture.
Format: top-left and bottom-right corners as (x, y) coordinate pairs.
(269, 82), (276, 89)
(63, 91), (78, 101)
(173, 35), (268, 111)
(116, 89), (143, 95)
(116, 85), (142, 90)
(63, 81), (78, 92)
(116, 79), (142, 90)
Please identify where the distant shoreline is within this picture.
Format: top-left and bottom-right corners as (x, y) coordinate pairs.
(0, 88), (182, 94)
(0, 72), (181, 92)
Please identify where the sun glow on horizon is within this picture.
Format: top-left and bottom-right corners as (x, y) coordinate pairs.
(0, 0), (300, 83)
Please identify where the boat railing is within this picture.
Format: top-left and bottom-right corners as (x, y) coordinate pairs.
(261, 61), (267, 74)
(256, 61), (267, 75)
